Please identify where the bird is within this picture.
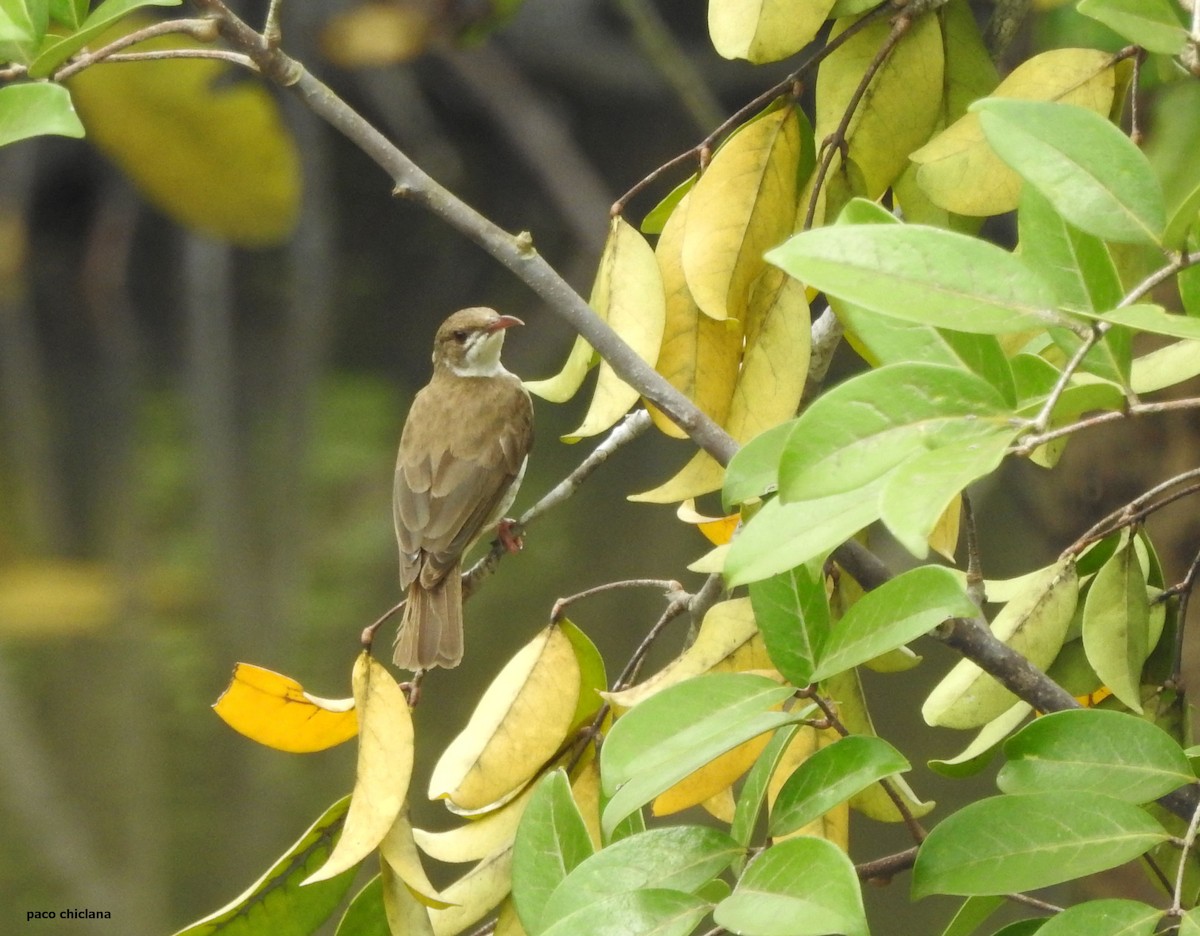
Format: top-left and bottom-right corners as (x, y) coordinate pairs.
(392, 307), (534, 671)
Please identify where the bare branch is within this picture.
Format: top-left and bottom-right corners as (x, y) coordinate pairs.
(53, 18), (221, 81)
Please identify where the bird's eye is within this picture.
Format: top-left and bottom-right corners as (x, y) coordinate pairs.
(452, 330), (468, 344)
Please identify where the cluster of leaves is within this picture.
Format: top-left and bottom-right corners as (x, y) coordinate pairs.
(14, 0), (1200, 933)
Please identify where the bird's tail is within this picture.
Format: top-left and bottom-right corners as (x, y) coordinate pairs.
(393, 569), (464, 670)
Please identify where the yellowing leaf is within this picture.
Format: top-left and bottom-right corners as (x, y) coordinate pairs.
(429, 846), (514, 936)
(709, 0), (837, 64)
(0, 560), (118, 637)
(381, 859), (437, 936)
(814, 11), (944, 199)
(653, 727), (774, 816)
(563, 218), (666, 440)
(910, 48), (1116, 217)
(702, 786), (738, 822)
(430, 625), (581, 812)
(304, 653), (414, 884)
(321, 2), (432, 67)
(523, 334), (596, 403)
(923, 561), (1080, 729)
(603, 599), (769, 711)
(683, 106), (802, 321)
(927, 494), (961, 562)
(677, 499), (740, 546)
(767, 725), (849, 846)
(414, 782), (537, 864)
(648, 190), (743, 439)
(630, 262), (809, 504)
(380, 807), (452, 909)
(67, 19), (300, 246)
(571, 759), (605, 850)
(213, 663), (357, 754)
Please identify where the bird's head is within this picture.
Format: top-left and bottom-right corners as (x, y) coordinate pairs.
(432, 307), (523, 377)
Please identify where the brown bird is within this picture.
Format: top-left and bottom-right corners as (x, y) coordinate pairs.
(393, 307), (534, 671)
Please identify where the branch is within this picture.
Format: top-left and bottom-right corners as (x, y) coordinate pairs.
(1014, 396), (1200, 455)
(52, 17), (222, 81)
(187, 0), (737, 466)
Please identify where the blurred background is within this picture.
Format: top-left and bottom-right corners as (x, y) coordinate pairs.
(2, 0), (1199, 933)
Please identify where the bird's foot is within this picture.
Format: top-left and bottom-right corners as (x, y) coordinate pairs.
(497, 518), (524, 554)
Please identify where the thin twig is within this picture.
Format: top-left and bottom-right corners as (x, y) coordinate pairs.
(1014, 397), (1200, 455)
(551, 579), (685, 623)
(961, 490), (985, 606)
(1063, 467), (1200, 558)
(1166, 544), (1200, 685)
(1172, 794), (1200, 913)
(1020, 322), (1104, 438)
(53, 17), (221, 81)
(81, 49), (257, 68)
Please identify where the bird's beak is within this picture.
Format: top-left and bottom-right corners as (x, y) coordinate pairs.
(488, 315), (524, 333)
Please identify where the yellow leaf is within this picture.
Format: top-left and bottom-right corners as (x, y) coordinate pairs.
(648, 190), (744, 439)
(212, 663), (357, 753)
(304, 653), (414, 884)
(381, 858), (437, 936)
(381, 807), (453, 909)
(429, 846), (514, 936)
(494, 898), (528, 936)
(683, 106), (802, 320)
(910, 48), (1116, 217)
(702, 787), (737, 823)
(563, 218), (666, 440)
(603, 599), (768, 711)
(321, 3), (432, 68)
(709, 0), (837, 64)
(814, 12), (944, 198)
(927, 494), (961, 562)
(653, 729), (773, 816)
(0, 560), (118, 637)
(688, 542), (730, 574)
(67, 18), (300, 247)
(413, 782), (537, 864)
(676, 499), (739, 546)
(630, 262), (809, 504)
(523, 333), (596, 403)
(430, 625), (581, 812)
(571, 759), (604, 850)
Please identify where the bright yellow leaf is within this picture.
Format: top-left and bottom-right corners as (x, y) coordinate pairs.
(676, 499), (739, 546)
(603, 599), (768, 711)
(429, 846), (514, 936)
(653, 728), (774, 816)
(429, 625), (581, 812)
(67, 19), (300, 246)
(683, 106), (802, 321)
(814, 11), (944, 198)
(910, 48), (1116, 217)
(304, 653), (414, 884)
(709, 0), (837, 64)
(563, 218), (666, 440)
(212, 663), (357, 753)
(648, 190), (743, 439)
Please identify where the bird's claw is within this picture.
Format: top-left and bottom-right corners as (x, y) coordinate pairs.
(497, 518), (523, 554)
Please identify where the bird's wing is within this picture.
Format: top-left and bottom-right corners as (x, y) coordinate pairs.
(394, 373), (533, 588)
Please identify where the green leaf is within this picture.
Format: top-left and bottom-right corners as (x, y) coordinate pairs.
(766, 223), (1067, 334)
(1077, 0), (1186, 55)
(812, 565), (977, 682)
(600, 673), (807, 836)
(1082, 539), (1151, 711)
(171, 796), (358, 936)
(1182, 907), (1200, 936)
(779, 363), (1013, 501)
(714, 837), (868, 936)
(940, 896), (1005, 936)
(334, 876), (388, 936)
(540, 889), (711, 936)
(911, 791), (1169, 898)
(731, 723), (801, 854)
(724, 478), (885, 587)
(0, 82), (84, 146)
(929, 703), (1032, 779)
(749, 561), (829, 686)
(1035, 898), (1161, 936)
(723, 420), (794, 508)
(770, 735), (910, 837)
(47, 0), (87, 29)
(973, 99), (1165, 246)
(1082, 303), (1200, 341)
(640, 173), (695, 235)
(540, 827), (739, 930)
(512, 770), (594, 934)
(0, 0), (48, 63)
(29, 0), (183, 76)
(999, 709), (1195, 803)
(879, 425), (1017, 559)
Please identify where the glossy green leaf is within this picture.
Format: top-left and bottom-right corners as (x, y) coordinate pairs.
(512, 770), (594, 934)
(1077, 0), (1186, 55)
(48, 0), (87, 29)
(999, 709), (1195, 803)
(0, 0), (48, 63)
(29, 0), (183, 76)
(600, 673), (806, 836)
(1035, 898), (1161, 936)
(767, 223), (1067, 334)
(540, 826), (738, 930)
(779, 363), (1013, 501)
(749, 561), (828, 686)
(912, 791), (1169, 898)
(723, 420), (794, 507)
(1082, 539), (1150, 711)
(940, 896), (1005, 936)
(724, 477), (885, 587)
(334, 876), (387, 936)
(812, 566), (977, 682)
(974, 99), (1165, 245)
(731, 723), (802, 853)
(540, 889), (710, 936)
(0, 82), (84, 146)
(171, 796), (358, 936)
(770, 735), (910, 836)
(715, 837), (868, 936)
(641, 173), (695, 235)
